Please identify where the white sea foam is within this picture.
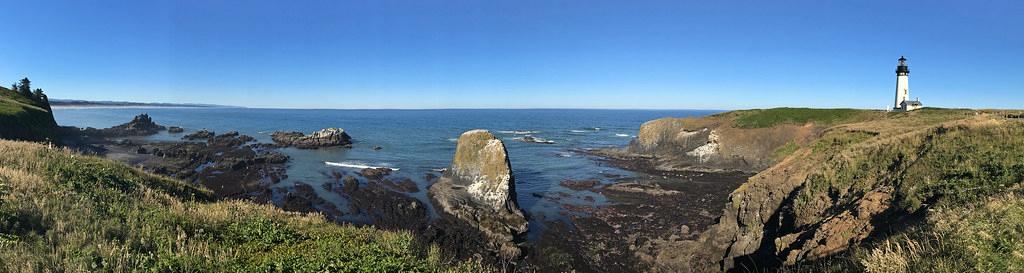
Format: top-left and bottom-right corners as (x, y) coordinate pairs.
(325, 161), (399, 171)
(514, 136), (556, 144)
(615, 133), (632, 137)
(497, 130), (539, 135)
(570, 127), (601, 133)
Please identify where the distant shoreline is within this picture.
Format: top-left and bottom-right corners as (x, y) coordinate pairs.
(51, 105), (227, 109)
(49, 99), (234, 109)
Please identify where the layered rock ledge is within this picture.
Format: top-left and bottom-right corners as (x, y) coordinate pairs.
(271, 128), (352, 149)
(428, 129), (528, 259)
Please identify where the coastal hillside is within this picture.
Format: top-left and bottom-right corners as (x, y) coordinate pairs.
(623, 108), (1024, 272)
(625, 108), (885, 172)
(0, 85), (57, 141)
(0, 140), (485, 272)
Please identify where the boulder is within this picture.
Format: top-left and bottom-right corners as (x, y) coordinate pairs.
(102, 114), (166, 136)
(428, 129), (528, 259)
(271, 128), (352, 149)
(168, 126), (184, 133)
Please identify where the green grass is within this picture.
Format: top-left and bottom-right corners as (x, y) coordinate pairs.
(797, 122), (1024, 215)
(0, 87), (57, 141)
(772, 141), (800, 161)
(730, 108), (882, 128)
(0, 140), (487, 272)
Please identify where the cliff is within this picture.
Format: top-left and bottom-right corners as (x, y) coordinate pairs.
(0, 86), (57, 141)
(630, 108), (1024, 272)
(626, 108), (882, 173)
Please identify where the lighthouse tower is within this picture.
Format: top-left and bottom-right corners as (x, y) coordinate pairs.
(893, 56), (922, 111)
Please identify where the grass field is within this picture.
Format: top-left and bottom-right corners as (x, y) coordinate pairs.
(0, 140), (486, 272)
(728, 107), (884, 128)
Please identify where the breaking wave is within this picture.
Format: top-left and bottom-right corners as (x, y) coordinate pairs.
(325, 161), (399, 171)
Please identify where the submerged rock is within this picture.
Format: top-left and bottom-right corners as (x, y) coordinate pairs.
(168, 126), (184, 133)
(102, 114), (166, 136)
(518, 135), (555, 144)
(428, 129), (528, 259)
(271, 128), (352, 149)
(559, 179), (600, 191)
(359, 167), (392, 180)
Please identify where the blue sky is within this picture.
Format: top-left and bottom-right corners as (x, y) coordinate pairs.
(1, 0), (1021, 109)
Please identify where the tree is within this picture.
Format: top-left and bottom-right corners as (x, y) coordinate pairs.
(18, 77), (32, 98)
(32, 88), (45, 101)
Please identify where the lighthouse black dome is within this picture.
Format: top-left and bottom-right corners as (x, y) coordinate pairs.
(896, 56), (910, 74)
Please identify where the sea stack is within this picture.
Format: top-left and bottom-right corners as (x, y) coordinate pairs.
(102, 113), (166, 136)
(429, 129), (528, 259)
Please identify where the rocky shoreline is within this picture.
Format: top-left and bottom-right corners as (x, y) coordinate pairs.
(56, 113), (759, 273)
(526, 149), (751, 272)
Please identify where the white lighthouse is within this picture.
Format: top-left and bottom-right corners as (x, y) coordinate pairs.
(893, 56), (922, 111)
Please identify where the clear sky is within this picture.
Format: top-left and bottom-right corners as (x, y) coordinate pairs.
(1, 0), (1021, 109)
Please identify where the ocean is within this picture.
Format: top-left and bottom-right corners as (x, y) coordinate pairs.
(53, 108), (718, 236)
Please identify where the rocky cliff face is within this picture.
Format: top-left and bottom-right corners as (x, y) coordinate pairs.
(626, 115), (817, 173)
(642, 110), (1024, 272)
(428, 129), (528, 259)
(271, 128), (352, 149)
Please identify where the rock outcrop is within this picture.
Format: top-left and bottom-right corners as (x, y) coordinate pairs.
(208, 131), (255, 147)
(101, 114), (166, 136)
(271, 128), (352, 149)
(182, 130), (214, 140)
(429, 129), (528, 259)
(622, 115), (817, 173)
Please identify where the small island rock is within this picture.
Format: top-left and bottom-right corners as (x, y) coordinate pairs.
(102, 114), (166, 136)
(271, 128), (352, 149)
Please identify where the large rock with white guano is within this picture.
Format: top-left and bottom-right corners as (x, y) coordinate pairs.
(429, 129), (528, 259)
(271, 128), (352, 149)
